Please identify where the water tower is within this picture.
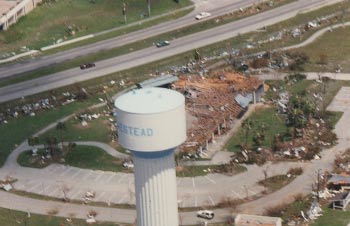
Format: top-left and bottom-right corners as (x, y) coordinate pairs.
(114, 87), (186, 226)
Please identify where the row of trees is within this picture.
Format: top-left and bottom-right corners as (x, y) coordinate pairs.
(28, 121), (69, 159)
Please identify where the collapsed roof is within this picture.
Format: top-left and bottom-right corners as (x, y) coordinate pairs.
(173, 71), (263, 152)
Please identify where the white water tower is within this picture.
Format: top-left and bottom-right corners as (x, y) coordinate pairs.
(115, 87), (186, 226)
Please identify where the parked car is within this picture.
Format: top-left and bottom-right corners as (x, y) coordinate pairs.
(80, 63), (96, 70)
(197, 210), (214, 219)
(156, 40), (170, 47)
(195, 12), (211, 20)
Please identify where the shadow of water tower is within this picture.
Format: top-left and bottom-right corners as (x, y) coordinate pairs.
(115, 87), (186, 226)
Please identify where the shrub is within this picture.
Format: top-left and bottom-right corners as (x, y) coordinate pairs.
(288, 167), (303, 176)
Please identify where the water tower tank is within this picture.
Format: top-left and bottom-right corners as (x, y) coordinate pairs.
(115, 87), (186, 226)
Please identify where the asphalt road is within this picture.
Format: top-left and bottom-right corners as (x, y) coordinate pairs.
(0, 0), (344, 103)
(0, 0), (258, 79)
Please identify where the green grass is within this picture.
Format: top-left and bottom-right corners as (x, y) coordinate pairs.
(38, 110), (113, 145)
(0, 0), (191, 53)
(17, 149), (49, 168)
(0, 206), (122, 226)
(176, 164), (246, 177)
(42, 7), (194, 55)
(226, 107), (288, 153)
(0, 98), (99, 167)
(311, 208), (350, 226)
(258, 174), (295, 193)
(297, 26), (350, 73)
(65, 145), (129, 173)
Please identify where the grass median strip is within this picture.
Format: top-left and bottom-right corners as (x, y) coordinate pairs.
(0, 206), (122, 226)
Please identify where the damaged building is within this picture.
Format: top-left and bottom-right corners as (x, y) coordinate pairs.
(173, 71), (264, 155)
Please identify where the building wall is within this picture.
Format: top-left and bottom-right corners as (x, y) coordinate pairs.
(0, 0), (42, 31)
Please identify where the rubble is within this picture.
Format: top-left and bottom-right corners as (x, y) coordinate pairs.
(306, 200), (322, 220)
(0, 183), (13, 191)
(173, 71), (264, 155)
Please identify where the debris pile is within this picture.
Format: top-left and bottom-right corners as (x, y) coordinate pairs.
(173, 71), (264, 157)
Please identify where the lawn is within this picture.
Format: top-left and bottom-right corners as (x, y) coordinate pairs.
(266, 79), (349, 128)
(176, 164), (246, 177)
(17, 145), (131, 173)
(65, 145), (129, 172)
(258, 175), (294, 193)
(0, 206), (121, 226)
(311, 208), (350, 226)
(17, 149), (49, 168)
(0, 98), (99, 167)
(297, 26), (350, 72)
(226, 106), (288, 153)
(38, 108), (114, 145)
(0, 0), (191, 53)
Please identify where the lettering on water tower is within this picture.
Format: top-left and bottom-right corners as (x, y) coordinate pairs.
(117, 122), (154, 137)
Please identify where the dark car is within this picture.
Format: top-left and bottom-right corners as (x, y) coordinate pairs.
(156, 40), (170, 48)
(80, 63), (96, 70)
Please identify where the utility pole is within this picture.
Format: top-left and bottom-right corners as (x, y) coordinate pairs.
(147, 0), (151, 17)
(316, 169), (321, 202)
(122, 2), (127, 24)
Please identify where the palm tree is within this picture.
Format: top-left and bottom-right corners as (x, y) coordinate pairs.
(46, 136), (59, 158)
(56, 122), (66, 152)
(28, 136), (39, 147)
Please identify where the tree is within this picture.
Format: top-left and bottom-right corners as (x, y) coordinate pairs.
(193, 49), (202, 62)
(28, 136), (39, 147)
(46, 136), (59, 158)
(56, 122), (66, 152)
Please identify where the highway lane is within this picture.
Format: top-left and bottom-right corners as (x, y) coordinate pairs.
(0, 0), (343, 103)
(0, 0), (259, 79)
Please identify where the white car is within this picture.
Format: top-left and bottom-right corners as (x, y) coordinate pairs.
(122, 160), (134, 169)
(197, 210), (214, 219)
(195, 12), (211, 20)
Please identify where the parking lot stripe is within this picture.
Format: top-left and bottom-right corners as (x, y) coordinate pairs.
(205, 175), (216, 184)
(176, 178), (182, 186)
(231, 190), (242, 199)
(70, 189), (82, 200)
(95, 191), (106, 201)
(107, 194), (115, 204)
(208, 195), (215, 205)
(192, 178), (196, 190)
(81, 170), (93, 181)
(59, 167), (75, 177)
(118, 194), (127, 204)
(248, 189), (257, 196)
(106, 174), (115, 183)
(117, 174), (126, 184)
(93, 173), (104, 182)
(27, 182), (42, 192)
(70, 169), (82, 180)
(47, 187), (59, 197)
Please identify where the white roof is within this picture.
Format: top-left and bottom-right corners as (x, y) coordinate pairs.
(115, 87), (184, 114)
